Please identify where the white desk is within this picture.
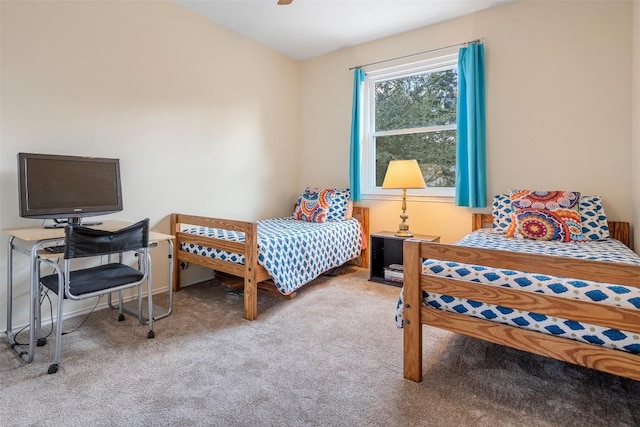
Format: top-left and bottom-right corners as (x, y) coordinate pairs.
(4, 221), (174, 364)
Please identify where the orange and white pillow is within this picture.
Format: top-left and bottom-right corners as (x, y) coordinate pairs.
(292, 187), (351, 223)
(504, 190), (583, 242)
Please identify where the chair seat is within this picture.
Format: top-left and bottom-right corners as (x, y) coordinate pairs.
(41, 263), (145, 297)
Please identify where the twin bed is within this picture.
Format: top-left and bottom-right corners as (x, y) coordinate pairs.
(171, 189), (369, 320)
(398, 193), (640, 382)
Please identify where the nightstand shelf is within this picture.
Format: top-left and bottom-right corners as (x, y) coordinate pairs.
(369, 231), (440, 286)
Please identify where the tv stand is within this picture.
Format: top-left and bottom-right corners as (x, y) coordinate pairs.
(43, 219), (103, 229)
(77, 220), (103, 227)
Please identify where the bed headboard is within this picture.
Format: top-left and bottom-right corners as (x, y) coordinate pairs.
(470, 213), (631, 248)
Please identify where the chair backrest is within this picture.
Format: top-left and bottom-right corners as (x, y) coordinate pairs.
(64, 218), (149, 259)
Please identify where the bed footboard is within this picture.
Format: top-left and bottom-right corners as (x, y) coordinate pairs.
(171, 213), (268, 320)
(402, 238), (640, 382)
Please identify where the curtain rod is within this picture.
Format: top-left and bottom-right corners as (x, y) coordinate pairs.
(348, 38), (481, 71)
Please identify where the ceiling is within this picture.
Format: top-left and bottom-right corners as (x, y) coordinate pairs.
(173, 0), (511, 60)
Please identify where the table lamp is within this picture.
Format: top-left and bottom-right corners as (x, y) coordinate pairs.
(382, 159), (426, 237)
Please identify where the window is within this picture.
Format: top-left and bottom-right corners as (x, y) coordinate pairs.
(361, 53), (458, 199)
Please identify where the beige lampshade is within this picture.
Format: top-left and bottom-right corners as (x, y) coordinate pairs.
(382, 160), (426, 189)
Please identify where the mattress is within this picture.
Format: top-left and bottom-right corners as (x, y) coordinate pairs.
(181, 217), (363, 295)
(395, 229), (640, 354)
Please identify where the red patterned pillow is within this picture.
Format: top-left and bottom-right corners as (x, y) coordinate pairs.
(505, 190), (583, 242)
(303, 187), (350, 221)
(292, 189), (334, 223)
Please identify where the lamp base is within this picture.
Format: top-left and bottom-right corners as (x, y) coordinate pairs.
(394, 229), (413, 238)
(395, 190), (413, 237)
(394, 216), (413, 237)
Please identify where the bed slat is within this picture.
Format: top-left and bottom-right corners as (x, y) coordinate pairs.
(421, 306), (640, 381)
(173, 214), (253, 233)
(418, 242), (640, 289)
(175, 232), (247, 255)
(420, 274), (640, 333)
(177, 249), (246, 278)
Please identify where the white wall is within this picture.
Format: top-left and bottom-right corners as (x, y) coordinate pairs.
(299, 0), (634, 245)
(0, 1), (299, 330)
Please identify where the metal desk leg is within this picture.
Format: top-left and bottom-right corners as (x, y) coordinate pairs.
(4, 236), (30, 361)
(6, 237), (15, 351)
(5, 236), (37, 363)
(144, 239), (173, 321)
(34, 256), (47, 347)
(28, 244), (48, 356)
(153, 239), (174, 321)
(167, 239), (174, 317)
(146, 251), (154, 338)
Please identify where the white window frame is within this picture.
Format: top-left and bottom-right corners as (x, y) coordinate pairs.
(360, 53), (458, 202)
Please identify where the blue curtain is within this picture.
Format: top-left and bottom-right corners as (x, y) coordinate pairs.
(349, 68), (365, 202)
(455, 43), (487, 208)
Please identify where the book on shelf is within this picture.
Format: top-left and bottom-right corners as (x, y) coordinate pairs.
(383, 266), (404, 283)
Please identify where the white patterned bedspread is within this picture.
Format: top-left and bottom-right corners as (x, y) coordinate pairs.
(395, 229), (640, 354)
(181, 217), (363, 295)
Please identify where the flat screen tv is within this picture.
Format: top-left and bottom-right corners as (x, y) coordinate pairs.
(18, 152), (123, 227)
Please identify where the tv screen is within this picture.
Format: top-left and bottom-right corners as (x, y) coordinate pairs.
(18, 153), (123, 225)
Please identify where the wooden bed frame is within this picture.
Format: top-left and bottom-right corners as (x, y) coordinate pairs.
(403, 213), (640, 382)
(171, 207), (369, 320)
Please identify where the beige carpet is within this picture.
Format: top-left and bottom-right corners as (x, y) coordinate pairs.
(1, 267), (638, 426)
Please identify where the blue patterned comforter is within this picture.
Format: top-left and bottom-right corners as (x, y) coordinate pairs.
(181, 217), (363, 295)
(396, 229), (640, 354)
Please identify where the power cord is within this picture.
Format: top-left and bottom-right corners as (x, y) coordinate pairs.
(13, 291), (102, 346)
(62, 296), (101, 336)
(14, 245), (114, 346)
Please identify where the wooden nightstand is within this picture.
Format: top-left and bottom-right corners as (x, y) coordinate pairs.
(369, 231), (440, 286)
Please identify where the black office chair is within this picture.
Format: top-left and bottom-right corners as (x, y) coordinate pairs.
(39, 219), (153, 374)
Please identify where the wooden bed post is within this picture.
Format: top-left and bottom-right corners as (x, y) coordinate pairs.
(244, 222), (259, 320)
(608, 221), (630, 247)
(170, 214), (181, 292)
(353, 206), (370, 269)
(403, 239), (423, 382)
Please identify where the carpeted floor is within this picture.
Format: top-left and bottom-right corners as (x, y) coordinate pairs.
(1, 267), (639, 427)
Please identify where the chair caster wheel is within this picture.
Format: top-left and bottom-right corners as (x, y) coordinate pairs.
(37, 338), (47, 347)
(147, 331), (154, 339)
(47, 364), (59, 374)
(118, 314), (125, 322)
